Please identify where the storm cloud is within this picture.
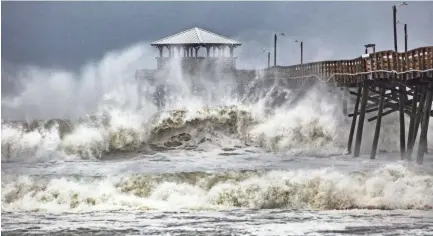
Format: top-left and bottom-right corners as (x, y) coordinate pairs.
(2, 1), (433, 69)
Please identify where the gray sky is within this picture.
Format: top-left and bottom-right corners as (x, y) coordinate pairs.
(2, 1), (433, 70)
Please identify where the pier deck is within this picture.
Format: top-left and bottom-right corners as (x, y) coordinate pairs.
(264, 46), (433, 86)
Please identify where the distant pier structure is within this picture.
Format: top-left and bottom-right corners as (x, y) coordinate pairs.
(150, 27), (241, 72)
(135, 27), (243, 109)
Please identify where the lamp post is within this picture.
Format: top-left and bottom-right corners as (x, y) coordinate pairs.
(262, 48), (271, 68)
(364, 44), (376, 81)
(274, 34), (277, 66)
(393, 2), (408, 52)
(398, 20), (408, 53)
(273, 32), (286, 66)
(404, 23), (407, 52)
(294, 40), (303, 65)
(393, 2), (408, 159)
(268, 52), (271, 68)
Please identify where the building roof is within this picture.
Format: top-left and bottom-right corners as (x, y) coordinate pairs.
(151, 27), (241, 46)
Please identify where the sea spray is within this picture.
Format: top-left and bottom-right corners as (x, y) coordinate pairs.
(3, 42), (433, 161)
(3, 90), (432, 160)
(2, 106), (257, 160)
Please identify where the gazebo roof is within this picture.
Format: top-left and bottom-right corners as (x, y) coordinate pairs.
(151, 27), (241, 46)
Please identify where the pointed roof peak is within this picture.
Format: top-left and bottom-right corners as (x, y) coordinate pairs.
(151, 27), (241, 46)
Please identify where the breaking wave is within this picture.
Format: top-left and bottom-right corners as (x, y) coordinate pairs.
(2, 87), (414, 161)
(2, 43), (433, 220)
(2, 164), (432, 212)
(1, 105), (256, 160)
(2, 42), (429, 161)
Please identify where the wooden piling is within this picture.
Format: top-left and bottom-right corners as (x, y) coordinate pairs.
(371, 87), (385, 159)
(417, 82), (433, 164)
(413, 88), (427, 144)
(399, 85), (407, 159)
(343, 86), (348, 116)
(354, 81), (370, 157)
(347, 86), (362, 154)
(406, 85), (419, 160)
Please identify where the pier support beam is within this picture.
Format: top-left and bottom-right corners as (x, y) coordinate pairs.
(413, 89), (427, 146)
(399, 85), (406, 159)
(354, 81), (370, 157)
(343, 86), (348, 116)
(417, 82), (433, 164)
(406, 85), (419, 160)
(347, 86), (362, 154)
(371, 87), (385, 159)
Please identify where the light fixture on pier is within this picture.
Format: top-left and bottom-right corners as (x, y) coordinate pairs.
(393, 2), (408, 52)
(397, 21), (409, 53)
(392, 1), (409, 157)
(364, 44), (376, 54)
(262, 48), (271, 68)
(273, 32), (286, 66)
(294, 40), (303, 65)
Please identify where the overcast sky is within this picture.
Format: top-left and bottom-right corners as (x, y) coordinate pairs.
(3, 1), (433, 70)
(1, 1), (433, 120)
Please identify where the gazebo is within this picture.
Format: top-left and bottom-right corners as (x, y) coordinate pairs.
(151, 27), (241, 71)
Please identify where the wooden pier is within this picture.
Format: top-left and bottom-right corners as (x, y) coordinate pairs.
(137, 26), (433, 164)
(264, 46), (433, 163)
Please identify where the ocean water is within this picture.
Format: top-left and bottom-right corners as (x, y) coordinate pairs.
(2, 152), (433, 235)
(2, 44), (433, 235)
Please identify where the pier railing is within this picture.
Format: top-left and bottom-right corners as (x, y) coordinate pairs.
(264, 46), (433, 86)
(136, 46), (433, 86)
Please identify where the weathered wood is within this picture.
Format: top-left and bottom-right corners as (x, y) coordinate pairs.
(413, 89), (427, 142)
(354, 81), (370, 157)
(349, 106), (381, 117)
(399, 85), (407, 159)
(406, 85), (419, 160)
(371, 87), (386, 160)
(268, 46), (433, 86)
(349, 101), (402, 118)
(352, 86), (413, 111)
(367, 107), (398, 122)
(343, 86), (348, 115)
(347, 86), (362, 154)
(417, 82), (433, 164)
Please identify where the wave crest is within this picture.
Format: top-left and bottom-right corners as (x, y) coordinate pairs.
(1, 105), (260, 160)
(2, 164), (432, 212)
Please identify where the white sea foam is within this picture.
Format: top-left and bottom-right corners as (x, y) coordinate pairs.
(2, 164), (432, 213)
(3, 84), (427, 160)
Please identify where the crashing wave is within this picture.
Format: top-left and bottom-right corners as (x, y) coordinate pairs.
(1, 105), (261, 160)
(2, 164), (432, 212)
